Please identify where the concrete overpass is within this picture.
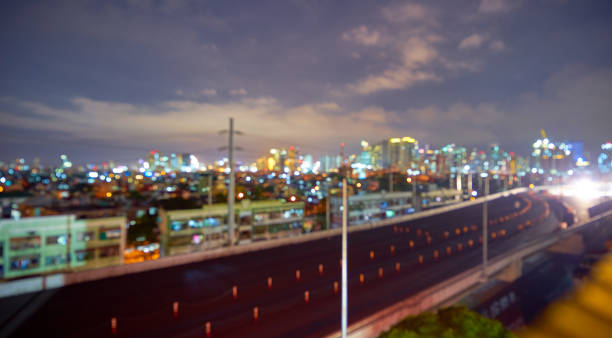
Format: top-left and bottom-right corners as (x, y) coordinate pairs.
(1, 186), (591, 338)
(333, 200), (612, 338)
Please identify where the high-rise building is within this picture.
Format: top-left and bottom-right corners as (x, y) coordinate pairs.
(566, 141), (584, 164)
(60, 154), (72, 169)
(531, 133), (574, 176)
(598, 141), (612, 174)
(381, 136), (418, 170)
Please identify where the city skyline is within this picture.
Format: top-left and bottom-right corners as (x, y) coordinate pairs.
(1, 0), (611, 164)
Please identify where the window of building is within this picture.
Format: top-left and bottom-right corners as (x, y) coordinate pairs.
(170, 220), (187, 232)
(99, 228), (121, 240)
(282, 208), (303, 219)
(10, 254), (40, 271)
(98, 245), (120, 258)
(170, 235), (192, 246)
(75, 249), (95, 261)
(46, 235), (67, 246)
(9, 236), (41, 251)
(45, 254), (67, 266)
(206, 232), (224, 242)
(187, 218), (204, 228)
(239, 215), (252, 225)
(192, 234), (204, 245)
(254, 213), (267, 222)
(204, 216), (224, 227)
(77, 231), (95, 242)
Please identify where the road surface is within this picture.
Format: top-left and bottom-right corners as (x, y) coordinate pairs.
(2, 192), (559, 337)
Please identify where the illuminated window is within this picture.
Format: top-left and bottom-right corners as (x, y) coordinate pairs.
(75, 249), (95, 261)
(98, 245), (120, 258)
(46, 235), (67, 246)
(9, 236), (41, 251)
(99, 228), (121, 240)
(77, 231), (95, 242)
(45, 254), (67, 266)
(10, 254), (41, 270)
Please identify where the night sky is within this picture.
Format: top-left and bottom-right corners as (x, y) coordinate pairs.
(1, 0), (611, 165)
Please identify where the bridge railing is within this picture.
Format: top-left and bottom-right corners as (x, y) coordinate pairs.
(0, 187), (529, 299)
(327, 207), (612, 338)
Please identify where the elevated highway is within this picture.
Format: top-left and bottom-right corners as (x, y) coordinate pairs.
(2, 190), (562, 337)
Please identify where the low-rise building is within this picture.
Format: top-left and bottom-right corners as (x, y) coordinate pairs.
(159, 200), (305, 256)
(0, 215), (126, 279)
(329, 189), (461, 228)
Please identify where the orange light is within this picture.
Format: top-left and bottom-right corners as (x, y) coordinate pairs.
(237, 192), (244, 199)
(106, 192), (112, 198)
(290, 195), (296, 202)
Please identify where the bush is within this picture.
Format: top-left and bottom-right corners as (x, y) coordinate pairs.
(379, 306), (514, 338)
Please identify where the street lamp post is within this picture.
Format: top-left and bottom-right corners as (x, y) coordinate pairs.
(341, 177), (348, 338)
(208, 174), (213, 206)
(325, 184), (331, 230)
(227, 118), (235, 246)
(482, 173), (489, 280)
(411, 175), (418, 212)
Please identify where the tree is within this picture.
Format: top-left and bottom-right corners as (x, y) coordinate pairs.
(379, 306), (514, 338)
(127, 212), (158, 244)
(158, 197), (199, 210)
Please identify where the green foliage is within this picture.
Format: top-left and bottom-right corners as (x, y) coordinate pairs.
(158, 197), (199, 210)
(127, 212), (158, 244)
(379, 306), (514, 338)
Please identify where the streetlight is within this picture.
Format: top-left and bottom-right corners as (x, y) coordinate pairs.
(219, 117), (243, 246)
(341, 176), (348, 338)
(481, 172), (489, 281)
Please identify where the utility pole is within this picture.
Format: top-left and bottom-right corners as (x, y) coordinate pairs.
(341, 176), (348, 338)
(411, 176), (417, 212)
(456, 173), (462, 200)
(482, 173), (489, 280)
(218, 118), (242, 246)
(468, 173), (473, 197)
(325, 187), (331, 230)
(216, 117), (242, 246)
(228, 118), (235, 246)
(208, 174), (213, 206)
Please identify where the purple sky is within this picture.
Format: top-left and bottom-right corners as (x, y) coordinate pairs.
(1, 0), (611, 165)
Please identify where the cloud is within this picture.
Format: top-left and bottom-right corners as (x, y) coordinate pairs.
(341, 26), (381, 46)
(489, 40), (506, 52)
(507, 66), (612, 148)
(404, 103), (504, 144)
(458, 34), (488, 50)
(229, 88), (248, 96)
(478, 0), (516, 13)
(201, 88), (217, 97)
(381, 3), (431, 24)
(349, 37), (440, 94)
(0, 97), (405, 160)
